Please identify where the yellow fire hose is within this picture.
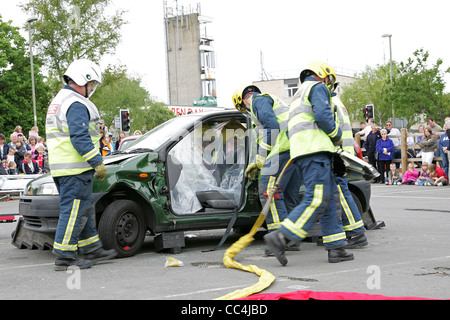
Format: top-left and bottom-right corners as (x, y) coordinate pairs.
(215, 159), (292, 300)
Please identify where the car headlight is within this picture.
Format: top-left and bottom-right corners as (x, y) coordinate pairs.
(36, 183), (59, 196)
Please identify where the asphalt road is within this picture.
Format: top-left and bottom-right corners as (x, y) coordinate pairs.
(1, 184), (450, 301)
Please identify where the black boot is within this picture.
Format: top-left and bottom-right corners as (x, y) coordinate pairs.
(263, 230), (288, 266)
(345, 234), (369, 249)
(85, 248), (117, 263)
(328, 248), (354, 263)
(265, 240), (300, 256)
(54, 257), (93, 271)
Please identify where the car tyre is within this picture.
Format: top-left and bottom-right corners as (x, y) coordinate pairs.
(98, 199), (146, 258)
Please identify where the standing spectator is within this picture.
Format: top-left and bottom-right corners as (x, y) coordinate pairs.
(385, 121), (401, 167)
(438, 122), (449, 177)
(355, 118), (374, 142)
(0, 134), (9, 168)
(28, 136), (39, 157)
(419, 127), (438, 165)
(28, 126), (40, 139)
(99, 119), (108, 133)
(19, 153), (41, 174)
(35, 144), (49, 173)
(99, 129), (109, 157)
(107, 132), (116, 154)
(376, 129), (394, 184)
(8, 133), (18, 149)
(115, 131), (126, 150)
(14, 140), (27, 168)
(364, 125), (381, 182)
(427, 117), (443, 133)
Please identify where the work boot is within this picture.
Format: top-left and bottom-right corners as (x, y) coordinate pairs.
(263, 230), (288, 266)
(54, 257), (93, 271)
(265, 240), (300, 256)
(328, 248), (354, 263)
(345, 233), (369, 249)
(85, 248), (117, 263)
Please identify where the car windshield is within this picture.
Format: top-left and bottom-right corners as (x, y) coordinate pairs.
(124, 114), (205, 152)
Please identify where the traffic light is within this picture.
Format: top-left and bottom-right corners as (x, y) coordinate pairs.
(364, 104), (374, 121)
(120, 109), (130, 132)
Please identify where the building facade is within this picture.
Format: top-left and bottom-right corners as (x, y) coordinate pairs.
(165, 3), (217, 106)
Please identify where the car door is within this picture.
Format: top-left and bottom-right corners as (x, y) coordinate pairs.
(165, 113), (252, 215)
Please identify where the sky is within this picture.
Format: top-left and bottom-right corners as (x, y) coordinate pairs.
(1, 0), (450, 108)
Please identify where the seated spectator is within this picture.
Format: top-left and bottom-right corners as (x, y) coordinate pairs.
(428, 163), (448, 186)
(7, 161), (18, 175)
(386, 162), (402, 185)
(0, 133), (9, 165)
(416, 162), (431, 186)
(400, 162), (419, 185)
(8, 133), (18, 149)
(19, 153), (41, 174)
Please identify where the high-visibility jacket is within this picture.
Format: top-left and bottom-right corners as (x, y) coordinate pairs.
(46, 88), (101, 177)
(332, 96), (355, 155)
(288, 81), (339, 159)
(249, 94), (290, 160)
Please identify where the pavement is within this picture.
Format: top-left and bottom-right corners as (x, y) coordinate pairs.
(0, 184), (449, 300)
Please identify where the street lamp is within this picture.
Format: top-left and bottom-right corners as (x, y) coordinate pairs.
(27, 17), (38, 128)
(382, 33), (394, 124)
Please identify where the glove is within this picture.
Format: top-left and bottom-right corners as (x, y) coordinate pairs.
(332, 153), (346, 177)
(333, 137), (343, 147)
(94, 163), (107, 181)
(245, 155), (266, 180)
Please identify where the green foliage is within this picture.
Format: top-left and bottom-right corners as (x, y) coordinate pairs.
(20, 0), (127, 90)
(341, 48), (450, 129)
(0, 16), (50, 140)
(91, 64), (173, 133)
(390, 49), (450, 125)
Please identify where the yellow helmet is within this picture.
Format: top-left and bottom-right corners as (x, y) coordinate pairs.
(232, 85), (261, 112)
(299, 60), (336, 87)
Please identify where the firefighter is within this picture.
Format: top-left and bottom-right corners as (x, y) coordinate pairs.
(264, 61), (353, 265)
(331, 84), (369, 248)
(232, 85), (300, 253)
(46, 59), (117, 271)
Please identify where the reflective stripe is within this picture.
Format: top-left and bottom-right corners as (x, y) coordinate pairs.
(282, 184), (323, 239)
(322, 232), (347, 244)
(250, 94), (290, 159)
(79, 235), (100, 248)
(46, 88), (101, 177)
(63, 199), (80, 246)
(333, 97), (355, 154)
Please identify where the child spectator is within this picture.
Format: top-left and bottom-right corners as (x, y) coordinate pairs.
(35, 144), (49, 173)
(427, 164), (448, 186)
(400, 162), (419, 185)
(19, 153), (41, 174)
(416, 162), (431, 186)
(14, 140), (26, 167)
(7, 161), (18, 175)
(28, 135), (39, 157)
(386, 162), (402, 185)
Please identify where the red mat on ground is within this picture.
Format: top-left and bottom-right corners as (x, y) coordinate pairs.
(240, 290), (437, 300)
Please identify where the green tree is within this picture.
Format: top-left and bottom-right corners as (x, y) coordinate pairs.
(340, 64), (393, 126)
(390, 48), (450, 126)
(20, 0), (127, 91)
(0, 15), (50, 138)
(91, 65), (173, 134)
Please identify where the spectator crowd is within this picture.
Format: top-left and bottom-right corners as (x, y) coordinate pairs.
(358, 116), (450, 187)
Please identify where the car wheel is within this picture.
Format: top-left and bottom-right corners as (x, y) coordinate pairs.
(98, 199), (146, 258)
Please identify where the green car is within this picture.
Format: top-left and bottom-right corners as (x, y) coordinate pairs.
(14, 111), (379, 258)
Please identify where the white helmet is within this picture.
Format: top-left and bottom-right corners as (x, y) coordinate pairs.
(64, 59), (102, 97)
